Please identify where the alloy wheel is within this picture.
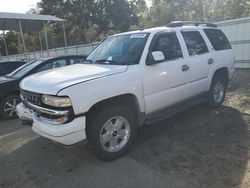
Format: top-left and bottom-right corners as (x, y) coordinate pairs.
(99, 116), (131, 152)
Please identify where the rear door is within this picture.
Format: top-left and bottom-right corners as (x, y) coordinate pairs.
(181, 30), (211, 95)
(203, 28), (233, 78)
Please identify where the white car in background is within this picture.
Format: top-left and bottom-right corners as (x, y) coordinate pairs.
(18, 21), (234, 160)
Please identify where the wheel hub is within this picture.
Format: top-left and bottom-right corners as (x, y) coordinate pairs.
(3, 98), (20, 117)
(100, 116), (131, 152)
(112, 130), (118, 137)
(213, 81), (224, 103)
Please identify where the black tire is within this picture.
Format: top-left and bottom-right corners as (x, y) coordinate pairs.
(208, 74), (227, 107)
(0, 95), (20, 119)
(22, 120), (33, 126)
(87, 105), (138, 161)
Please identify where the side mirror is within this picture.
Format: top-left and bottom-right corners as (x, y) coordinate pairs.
(151, 51), (165, 63)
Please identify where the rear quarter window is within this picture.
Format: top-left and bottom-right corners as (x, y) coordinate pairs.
(204, 29), (232, 51)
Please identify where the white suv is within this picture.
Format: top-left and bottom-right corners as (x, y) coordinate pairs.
(19, 21), (234, 160)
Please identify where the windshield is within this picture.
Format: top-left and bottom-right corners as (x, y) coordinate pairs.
(87, 33), (149, 65)
(8, 59), (43, 79)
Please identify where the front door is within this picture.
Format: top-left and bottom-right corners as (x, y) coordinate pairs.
(142, 31), (190, 114)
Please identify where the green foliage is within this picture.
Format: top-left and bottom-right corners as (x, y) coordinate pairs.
(37, 0), (140, 44)
(0, 32), (22, 56)
(1, 0), (250, 56)
(144, 0), (250, 27)
(225, 0), (250, 19)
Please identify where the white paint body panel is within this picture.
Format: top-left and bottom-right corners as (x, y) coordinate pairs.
(142, 31), (191, 114)
(20, 64), (127, 95)
(32, 114), (86, 145)
(20, 26), (234, 145)
(58, 65), (145, 115)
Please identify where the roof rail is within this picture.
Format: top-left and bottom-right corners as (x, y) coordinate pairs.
(167, 21), (217, 28)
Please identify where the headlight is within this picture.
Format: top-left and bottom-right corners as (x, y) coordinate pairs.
(42, 95), (71, 107)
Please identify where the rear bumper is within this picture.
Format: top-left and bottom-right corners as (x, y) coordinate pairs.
(32, 114), (86, 145)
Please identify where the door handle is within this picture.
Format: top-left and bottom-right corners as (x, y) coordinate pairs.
(208, 58), (214, 64)
(182, 65), (189, 72)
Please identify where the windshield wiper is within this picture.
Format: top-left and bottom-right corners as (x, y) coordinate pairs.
(95, 59), (118, 65)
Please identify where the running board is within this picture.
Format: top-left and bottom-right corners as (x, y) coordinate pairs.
(145, 93), (207, 124)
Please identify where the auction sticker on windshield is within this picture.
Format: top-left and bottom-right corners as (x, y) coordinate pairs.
(130, 34), (147, 38)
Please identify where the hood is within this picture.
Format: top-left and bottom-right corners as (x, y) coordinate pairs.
(20, 64), (127, 95)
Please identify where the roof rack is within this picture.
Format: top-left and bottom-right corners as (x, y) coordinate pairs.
(167, 21), (217, 28)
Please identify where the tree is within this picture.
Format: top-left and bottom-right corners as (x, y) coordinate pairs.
(225, 0), (250, 19)
(0, 32), (22, 55)
(37, 0), (141, 44)
(3, 0), (250, 56)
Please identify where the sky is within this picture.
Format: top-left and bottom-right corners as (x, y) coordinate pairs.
(0, 0), (151, 14)
(0, 0), (38, 13)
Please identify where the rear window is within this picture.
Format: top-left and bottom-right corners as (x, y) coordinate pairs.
(204, 29), (232, 51)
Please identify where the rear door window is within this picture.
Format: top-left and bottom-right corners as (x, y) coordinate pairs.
(204, 29), (232, 51)
(181, 31), (209, 56)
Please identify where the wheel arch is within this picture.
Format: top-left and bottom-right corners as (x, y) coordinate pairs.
(208, 67), (229, 90)
(86, 93), (145, 131)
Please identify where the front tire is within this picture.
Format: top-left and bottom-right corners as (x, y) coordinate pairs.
(87, 105), (138, 161)
(208, 75), (227, 107)
(0, 95), (20, 119)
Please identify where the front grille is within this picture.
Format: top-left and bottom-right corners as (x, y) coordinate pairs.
(20, 89), (42, 106)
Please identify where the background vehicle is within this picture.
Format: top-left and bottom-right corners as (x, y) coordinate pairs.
(0, 60), (26, 76)
(19, 22), (234, 160)
(0, 55), (86, 119)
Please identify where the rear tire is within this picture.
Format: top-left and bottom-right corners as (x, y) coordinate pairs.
(87, 105), (138, 161)
(208, 74), (227, 107)
(0, 95), (20, 119)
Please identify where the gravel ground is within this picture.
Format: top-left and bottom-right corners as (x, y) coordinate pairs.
(0, 69), (249, 188)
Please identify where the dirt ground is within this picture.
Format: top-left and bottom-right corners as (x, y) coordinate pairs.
(0, 69), (249, 188)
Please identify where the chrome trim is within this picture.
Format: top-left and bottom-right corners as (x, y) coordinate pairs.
(26, 101), (69, 116)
